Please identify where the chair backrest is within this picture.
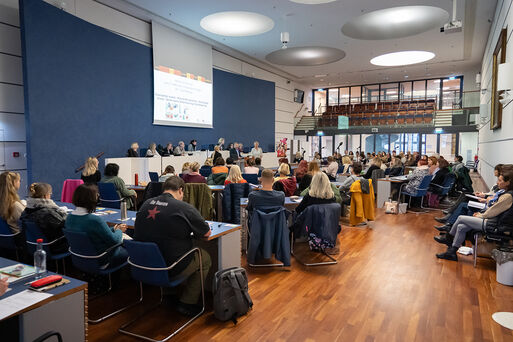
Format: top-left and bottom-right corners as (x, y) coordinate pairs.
(371, 168), (385, 195)
(149, 172), (159, 182)
(199, 167), (212, 177)
(439, 173), (456, 196)
(139, 147), (148, 157)
(384, 168), (391, 176)
(123, 240), (172, 287)
(97, 182), (121, 209)
(141, 182), (163, 204)
(63, 229), (107, 273)
(22, 220), (51, 256)
(0, 217), (18, 250)
(414, 175), (433, 197)
(295, 203), (341, 246)
(61, 179), (84, 203)
(242, 174), (259, 185)
(223, 183), (251, 223)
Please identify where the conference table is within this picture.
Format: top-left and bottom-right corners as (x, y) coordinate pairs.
(375, 175), (409, 208)
(55, 202), (242, 273)
(0, 257), (87, 341)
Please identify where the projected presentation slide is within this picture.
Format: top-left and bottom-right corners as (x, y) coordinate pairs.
(153, 66), (213, 128)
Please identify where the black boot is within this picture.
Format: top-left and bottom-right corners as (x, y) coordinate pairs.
(434, 234), (454, 246)
(434, 224), (451, 232)
(435, 213), (451, 223)
(436, 246), (458, 261)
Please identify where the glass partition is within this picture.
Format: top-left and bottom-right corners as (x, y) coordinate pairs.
(350, 86), (361, 104)
(380, 83), (399, 102)
(375, 134), (390, 153)
(413, 80), (426, 100)
(426, 79), (440, 101)
(399, 82), (412, 101)
(328, 88), (339, 106)
(313, 89), (326, 114)
(339, 87), (350, 104)
(362, 84), (379, 103)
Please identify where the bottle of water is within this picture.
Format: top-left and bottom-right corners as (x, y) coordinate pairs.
(34, 238), (46, 279)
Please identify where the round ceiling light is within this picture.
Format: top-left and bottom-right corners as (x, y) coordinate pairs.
(342, 6), (449, 40)
(265, 46), (345, 66)
(200, 11), (274, 37)
(370, 51), (435, 66)
(289, 0), (337, 4)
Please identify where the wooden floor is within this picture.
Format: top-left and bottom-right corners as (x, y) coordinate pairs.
(89, 174), (513, 342)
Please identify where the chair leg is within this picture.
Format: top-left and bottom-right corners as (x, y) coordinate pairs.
(474, 233), (478, 268)
(290, 233), (337, 266)
(88, 276), (142, 324)
(119, 250), (206, 342)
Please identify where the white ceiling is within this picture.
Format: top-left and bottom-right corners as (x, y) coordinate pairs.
(100, 0), (496, 87)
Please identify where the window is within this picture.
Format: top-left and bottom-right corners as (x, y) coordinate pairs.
(362, 134), (374, 154)
(426, 79), (441, 103)
(491, 28), (507, 130)
(441, 77), (462, 109)
(339, 87), (350, 104)
(313, 89), (326, 114)
(375, 134), (389, 153)
(350, 86), (361, 104)
(399, 82), (412, 101)
(380, 83), (399, 102)
(390, 133), (402, 153)
(328, 88), (339, 106)
(362, 84), (379, 103)
(413, 80), (426, 100)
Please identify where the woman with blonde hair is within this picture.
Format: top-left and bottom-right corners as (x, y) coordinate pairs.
(0, 171), (25, 233)
(341, 156), (352, 174)
(81, 157), (101, 185)
(295, 172), (336, 214)
(274, 163), (291, 182)
(181, 162), (191, 176)
(21, 183), (68, 253)
(224, 165), (247, 185)
(127, 142), (139, 157)
(145, 142), (160, 157)
(212, 145), (222, 165)
(183, 162), (206, 183)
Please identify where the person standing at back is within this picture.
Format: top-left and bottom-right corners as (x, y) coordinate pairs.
(134, 176), (211, 316)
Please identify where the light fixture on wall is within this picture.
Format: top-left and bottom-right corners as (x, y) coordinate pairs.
(497, 63), (513, 106)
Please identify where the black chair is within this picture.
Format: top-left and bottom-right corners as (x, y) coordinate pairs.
(141, 182), (163, 204)
(149, 172), (159, 182)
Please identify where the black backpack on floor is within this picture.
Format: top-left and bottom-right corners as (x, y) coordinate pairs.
(212, 267), (253, 324)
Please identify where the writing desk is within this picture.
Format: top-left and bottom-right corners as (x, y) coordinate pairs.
(376, 176), (408, 208)
(0, 257), (87, 341)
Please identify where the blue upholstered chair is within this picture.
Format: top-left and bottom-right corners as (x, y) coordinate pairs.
(222, 183), (250, 224)
(23, 220), (69, 274)
(149, 172), (159, 182)
(97, 182), (122, 209)
(398, 174), (433, 210)
(63, 229), (138, 324)
(119, 240), (205, 341)
(0, 217), (21, 260)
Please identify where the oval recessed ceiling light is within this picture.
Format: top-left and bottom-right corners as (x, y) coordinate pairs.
(265, 46), (345, 66)
(342, 6), (449, 40)
(289, 0), (337, 4)
(200, 11), (274, 37)
(370, 51), (435, 66)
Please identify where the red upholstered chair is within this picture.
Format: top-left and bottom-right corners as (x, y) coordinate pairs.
(61, 179), (84, 203)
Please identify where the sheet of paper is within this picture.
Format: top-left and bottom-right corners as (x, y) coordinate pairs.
(468, 201), (485, 210)
(0, 290), (53, 320)
(466, 194), (482, 200)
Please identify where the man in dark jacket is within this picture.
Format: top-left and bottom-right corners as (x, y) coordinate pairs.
(134, 176), (211, 316)
(230, 142), (241, 161)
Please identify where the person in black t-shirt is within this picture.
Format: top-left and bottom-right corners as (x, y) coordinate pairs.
(134, 176), (211, 316)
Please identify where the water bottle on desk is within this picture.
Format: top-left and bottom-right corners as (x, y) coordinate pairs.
(34, 238), (46, 279)
(120, 200), (128, 220)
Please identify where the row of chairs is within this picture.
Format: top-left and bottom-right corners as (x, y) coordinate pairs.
(325, 99), (436, 115)
(149, 171), (261, 185)
(319, 111), (434, 128)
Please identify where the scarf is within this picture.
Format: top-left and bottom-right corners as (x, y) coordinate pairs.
(26, 197), (67, 215)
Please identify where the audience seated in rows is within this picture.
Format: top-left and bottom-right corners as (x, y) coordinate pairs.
(0, 171), (25, 233)
(159, 165), (176, 182)
(101, 163), (137, 209)
(65, 184), (128, 266)
(224, 165), (247, 185)
(183, 162), (207, 184)
(20, 183), (68, 254)
(134, 176), (211, 316)
(81, 157), (101, 185)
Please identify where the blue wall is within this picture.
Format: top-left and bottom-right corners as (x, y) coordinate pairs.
(19, 0), (275, 196)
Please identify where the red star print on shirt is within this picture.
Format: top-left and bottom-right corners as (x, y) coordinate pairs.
(146, 206), (160, 220)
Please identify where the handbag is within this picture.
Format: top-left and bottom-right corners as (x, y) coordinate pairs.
(384, 201), (398, 214)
